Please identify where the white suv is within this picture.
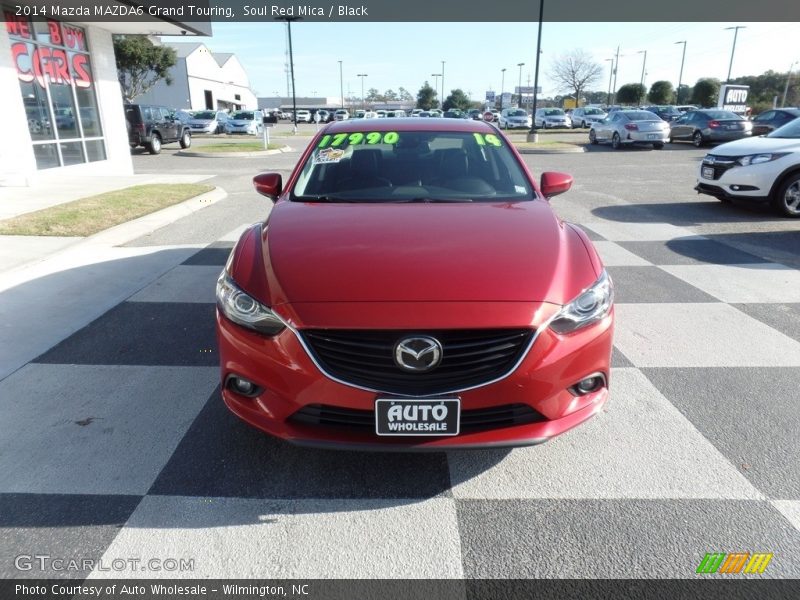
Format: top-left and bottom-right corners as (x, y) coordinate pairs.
(334, 109), (350, 121)
(294, 110), (311, 123)
(695, 117), (800, 217)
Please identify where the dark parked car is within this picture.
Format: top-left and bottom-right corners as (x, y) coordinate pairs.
(467, 109), (483, 120)
(125, 104), (191, 154)
(644, 105), (683, 122)
(669, 109), (752, 147)
(750, 108), (800, 136)
(443, 109), (468, 119)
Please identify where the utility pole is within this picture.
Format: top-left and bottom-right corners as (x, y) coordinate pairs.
(612, 46), (620, 105)
(441, 60), (446, 107)
(274, 17), (301, 134)
(431, 73), (441, 108)
(783, 61), (797, 107)
(725, 26), (745, 82)
(338, 60), (344, 108)
(527, 0), (544, 142)
(500, 68), (506, 108)
(675, 41), (687, 104)
(517, 62), (525, 107)
(638, 50), (647, 105)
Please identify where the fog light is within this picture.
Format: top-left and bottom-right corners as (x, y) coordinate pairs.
(570, 373), (606, 396)
(227, 375), (260, 397)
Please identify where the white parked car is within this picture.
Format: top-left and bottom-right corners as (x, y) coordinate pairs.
(334, 109), (350, 121)
(570, 107), (607, 128)
(499, 108), (532, 130)
(294, 110), (312, 123)
(695, 117), (800, 217)
(375, 110), (387, 118)
(225, 110), (264, 135)
(363, 111), (378, 119)
(534, 108), (571, 129)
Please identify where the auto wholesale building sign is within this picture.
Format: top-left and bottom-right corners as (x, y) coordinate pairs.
(717, 84), (749, 114)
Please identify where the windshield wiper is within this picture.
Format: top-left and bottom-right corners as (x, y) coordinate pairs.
(398, 197), (474, 203)
(293, 195), (356, 202)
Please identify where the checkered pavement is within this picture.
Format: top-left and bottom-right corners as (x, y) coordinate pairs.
(2, 220), (800, 581)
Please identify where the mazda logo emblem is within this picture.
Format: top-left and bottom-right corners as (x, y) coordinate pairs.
(394, 336), (443, 372)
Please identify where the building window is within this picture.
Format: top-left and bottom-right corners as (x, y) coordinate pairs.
(4, 8), (106, 170)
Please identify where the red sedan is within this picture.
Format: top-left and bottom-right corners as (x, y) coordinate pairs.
(216, 118), (614, 450)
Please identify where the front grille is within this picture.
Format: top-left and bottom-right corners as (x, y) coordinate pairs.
(703, 155), (738, 180)
(290, 403), (546, 434)
(301, 328), (534, 395)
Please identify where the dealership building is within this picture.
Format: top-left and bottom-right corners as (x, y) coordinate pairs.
(0, 5), (210, 186)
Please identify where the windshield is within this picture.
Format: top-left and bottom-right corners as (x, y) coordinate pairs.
(544, 109), (564, 116)
(584, 108), (603, 115)
(193, 111), (216, 120)
(230, 111), (254, 120)
(703, 111), (742, 120)
(291, 129), (534, 203)
(628, 111), (661, 121)
(509, 110), (527, 117)
(767, 119), (800, 138)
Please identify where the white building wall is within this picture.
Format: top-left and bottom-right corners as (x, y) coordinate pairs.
(132, 60), (191, 109)
(0, 23), (36, 186)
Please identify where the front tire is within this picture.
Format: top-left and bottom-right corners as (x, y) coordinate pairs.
(692, 131), (704, 147)
(772, 172), (800, 217)
(179, 130), (191, 149)
(148, 134), (161, 155)
(589, 129), (598, 145)
(582, 120), (587, 128)
(611, 132), (621, 150)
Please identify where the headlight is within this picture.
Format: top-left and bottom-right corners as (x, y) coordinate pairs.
(550, 271), (614, 334)
(736, 153), (789, 166)
(216, 271), (285, 336)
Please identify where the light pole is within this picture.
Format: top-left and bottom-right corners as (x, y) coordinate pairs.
(605, 58), (614, 106)
(725, 26), (746, 82)
(431, 74), (441, 108)
(274, 16), (301, 133)
(638, 50), (647, 105)
(338, 60), (344, 108)
(357, 74), (367, 110)
(500, 68), (506, 109)
(675, 41), (687, 104)
(517, 62), (525, 107)
(783, 61), (798, 107)
(612, 46), (620, 104)
(527, 0), (544, 142)
(441, 60), (446, 107)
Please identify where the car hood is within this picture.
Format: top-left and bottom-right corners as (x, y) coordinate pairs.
(260, 200), (598, 306)
(711, 136), (800, 156)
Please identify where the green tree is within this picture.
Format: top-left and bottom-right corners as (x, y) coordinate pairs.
(616, 83), (646, 105)
(384, 89), (398, 101)
(691, 78), (721, 108)
(366, 88), (384, 102)
(113, 35), (177, 102)
(443, 88), (471, 111)
(398, 87), (414, 102)
(416, 82), (439, 110)
(647, 80), (675, 104)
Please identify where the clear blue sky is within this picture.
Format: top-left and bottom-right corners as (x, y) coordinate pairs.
(162, 22), (799, 101)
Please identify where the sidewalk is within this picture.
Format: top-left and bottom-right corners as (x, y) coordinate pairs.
(0, 181), (227, 380)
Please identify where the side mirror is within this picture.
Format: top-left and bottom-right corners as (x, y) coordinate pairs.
(253, 173), (282, 201)
(540, 171), (573, 199)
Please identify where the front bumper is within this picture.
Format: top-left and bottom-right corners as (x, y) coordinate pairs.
(216, 309), (614, 450)
(694, 158), (780, 202)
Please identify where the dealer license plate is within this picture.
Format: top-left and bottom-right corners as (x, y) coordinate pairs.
(375, 398), (460, 436)
(702, 166), (714, 179)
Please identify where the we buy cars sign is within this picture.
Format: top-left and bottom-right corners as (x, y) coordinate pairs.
(717, 85), (750, 115)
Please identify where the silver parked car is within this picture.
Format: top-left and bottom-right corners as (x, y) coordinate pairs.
(188, 110), (228, 134)
(225, 110), (264, 135)
(669, 109), (753, 147)
(570, 107), (607, 128)
(589, 110), (670, 149)
(534, 108), (571, 129)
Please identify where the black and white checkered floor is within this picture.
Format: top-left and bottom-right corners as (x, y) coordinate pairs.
(2, 220), (800, 580)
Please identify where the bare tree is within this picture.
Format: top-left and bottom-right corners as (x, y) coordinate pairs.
(548, 49), (603, 107)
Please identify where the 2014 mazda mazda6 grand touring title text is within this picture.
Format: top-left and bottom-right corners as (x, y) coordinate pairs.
(216, 118), (614, 449)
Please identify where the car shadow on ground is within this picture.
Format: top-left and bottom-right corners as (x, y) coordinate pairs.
(591, 199), (785, 225)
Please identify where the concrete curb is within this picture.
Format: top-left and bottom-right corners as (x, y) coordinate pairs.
(515, 145), (587, 154)
(176, 146), (292, 158)
(86, 186), (227, 246)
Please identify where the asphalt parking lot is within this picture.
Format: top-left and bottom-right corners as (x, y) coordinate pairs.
(1, 126), (799, 580)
